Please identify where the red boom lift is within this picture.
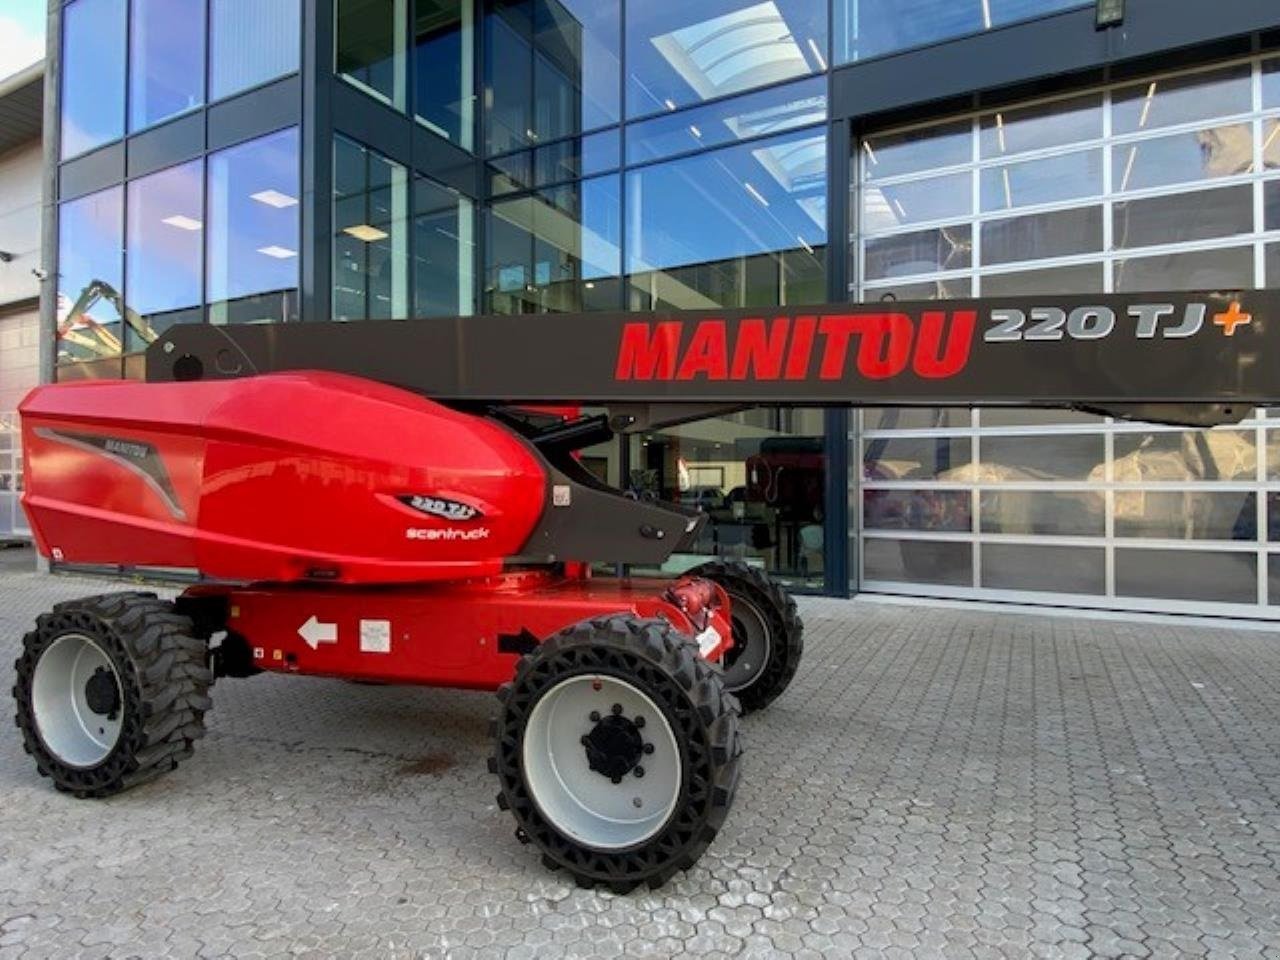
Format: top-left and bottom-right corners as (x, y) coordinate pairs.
(12, 290), (1279, 891)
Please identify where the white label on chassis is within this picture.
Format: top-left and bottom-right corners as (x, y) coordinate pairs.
(695, 625), (722, 660)
(360, 619), (392, 654)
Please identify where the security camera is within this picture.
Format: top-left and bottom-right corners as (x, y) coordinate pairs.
(31, 266), (48, 281)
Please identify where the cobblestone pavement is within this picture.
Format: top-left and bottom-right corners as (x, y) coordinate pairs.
(2, 566), (1279, 959)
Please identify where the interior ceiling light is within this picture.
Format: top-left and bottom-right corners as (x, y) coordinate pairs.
(256, 245), (297, 259)
(650, 1), (810, 104)
(343, 224), (389, 242)
(251, 189), (298, 208)
(161, 214), (202, 231)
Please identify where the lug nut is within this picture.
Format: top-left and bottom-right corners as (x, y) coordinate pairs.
(634, 715), (645, 729)
(634, 766), (645, 778)
(642, 743), (654, 754)
(589, 710), (600, 722)
(611, 703), (623, 716)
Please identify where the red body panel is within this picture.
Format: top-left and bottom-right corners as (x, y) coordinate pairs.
(199, 573), (732, 690)
(19, 372), (547, 583)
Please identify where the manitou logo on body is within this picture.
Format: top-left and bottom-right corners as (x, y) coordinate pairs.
(398, 494), (482, 521)
(406, 526), (492, 541)
(103, 438), (152, 459)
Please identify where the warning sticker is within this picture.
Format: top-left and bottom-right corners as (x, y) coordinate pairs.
(360, 619), (392, 654)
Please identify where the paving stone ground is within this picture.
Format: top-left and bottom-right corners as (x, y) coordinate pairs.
(1, 559), (1279, 959)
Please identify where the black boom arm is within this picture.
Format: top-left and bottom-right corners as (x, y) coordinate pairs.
(148, 290), (1280, 429)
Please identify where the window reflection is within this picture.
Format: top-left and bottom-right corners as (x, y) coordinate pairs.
(628, 409), (827, 587)
(207, 127), (300, 325)
(1112, 64), (1252, 135)
(486, 175), (621, 313)
(61, 0), (126, 159)
(414, 0), (474, 149)
(57, 187), (124, 364)
(625, 128), (826, 309)
(415, 176), (476, 316)
(126, 160), (204, 350)
(483, 0), (620, 155)
(836, 0), (1086, 65)
(626, 0), (826, 120)
(337, 0), (407, 109)
(211, 0), (300, 101)
(1112, 124), (1256, 194)
(334, 136), (409, 320)
(129, 0), (205, 132)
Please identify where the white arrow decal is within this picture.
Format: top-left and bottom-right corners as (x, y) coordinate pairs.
(298, 615), (338, 650)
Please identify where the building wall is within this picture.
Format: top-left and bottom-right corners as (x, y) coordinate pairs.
(0, 139), (42, 413)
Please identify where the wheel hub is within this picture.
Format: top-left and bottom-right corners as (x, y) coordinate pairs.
(582, 706), (653, 783)
(84, 667), (121, 718)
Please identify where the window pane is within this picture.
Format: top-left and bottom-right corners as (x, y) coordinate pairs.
(629, 409), (826, 587)
(1115, 548), (1256, 604)
(863, 436), (972, 480)
(864, 225), (971, 280)
(862, 173), (971, 232)
(129, 0), (205, 131)
(56, 187), (124, 364)
(864, 538), (972, 587)
(207, 128), (300, 325)
(484, 0), (620, 155)
(1266, 179), (1280, 232)
(980, 95), (1102, 158)
(1113, 64), (1252, 135)
(337, 0), (407, 109)
(1112, 185), (1253, 250)
(626, 128), (825, 310)
(979, 491), (1104, 536)
(980, 263), (1102, 297)
(126, 161), (203, 350)
(1112, 430), (1255, 482)
(334, 136), (409, 319)
(980, 205), (1102, 266)
(414, 176), (475, 316)
(487, 175), (621, 314)
(981, 408), (1103, 426)
(862, 121), (970, 181)
(1269, 554), (1280, 605)
(862, 278), (971, 302)
(1267, 242), (1280, 287)
(837, 0), (1087, 65)
(1114, 491), (1257, 541)
(211, 0), (301, 100)
(1114, 245), (1253, 293)
(980, 434), (1104, 481)
(981, 543), (1104, 594)
(626, 0), (826, 119)
(61, 0), (126, 159)
(1112, 123), (1253, 194)
(863, 408), (970, 430)
(414, 0), (474, 150)
(1265, 58), (1280, 109)
(627, 76), (826, 165)
(1269, 494), (1280, 541)
(864, 490), (972, 532)
(980, 149), (1102, 212)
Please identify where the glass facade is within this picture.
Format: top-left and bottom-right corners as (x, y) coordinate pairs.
(207, 128), (302, 326)
(333, 136), (410, 320)
(129, 0), (206, 132)
(210, 0), (301, 100)
(61, 0), (126, 159)
(854, 54), (1280, 614)
(48, 0), (1280, 605)
(835, 0), (1088, 65)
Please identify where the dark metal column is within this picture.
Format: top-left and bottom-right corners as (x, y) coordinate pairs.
(301, 0), (334, 323)
(823, 115), (852, 598)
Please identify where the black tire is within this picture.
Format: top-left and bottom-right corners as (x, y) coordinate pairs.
(13, 592), (213, 798)
(688, 559), (804, 713)
(490, 614), (741, 893)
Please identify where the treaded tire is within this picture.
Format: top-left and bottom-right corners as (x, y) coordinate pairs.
(688, 559), (804, 713)
(490, 614), (741, 893)
(13, 592), (213, 798)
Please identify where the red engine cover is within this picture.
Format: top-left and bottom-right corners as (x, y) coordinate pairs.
(19, 372), (548, 583)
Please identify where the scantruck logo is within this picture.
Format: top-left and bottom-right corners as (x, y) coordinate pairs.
(613, 300), (1253, 383)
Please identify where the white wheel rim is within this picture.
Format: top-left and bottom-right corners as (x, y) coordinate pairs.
(718, 594), (772, 692)
(31, 633), (124, 768)
(521, 674), (682, 850)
